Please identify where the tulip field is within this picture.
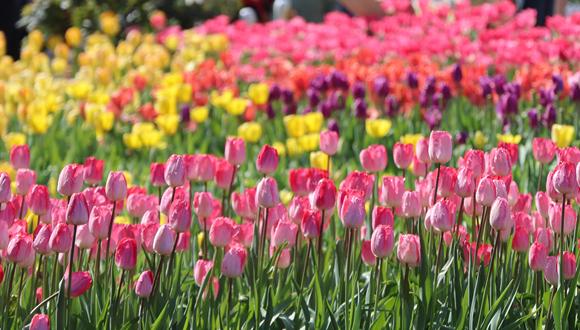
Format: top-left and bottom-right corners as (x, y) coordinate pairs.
(1, 1), (580, 329)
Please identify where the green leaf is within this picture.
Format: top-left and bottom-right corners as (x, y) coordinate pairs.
(151, 303), (169, 330)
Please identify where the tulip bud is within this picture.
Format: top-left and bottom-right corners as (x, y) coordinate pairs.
(339, 194), (365, 228)
(221, 245), (248, 278)
(34, 225), (53, 255)
(361, 240), (376, 266)
(29, 314), (50, 330)
(28, 184), (50, 216)
(535, 191), (550, 219)
(489, 197), (512, 231)
(10, 144), (30, 170)
(66, 193), (89, 226)
(209, 217), (234, 247)
(57, 164), (84, 197)
(153, 224), (176, 255)
(288, 169), (310, 196)
(428, 130), (452, 164)
(135, 270), (154, 298)
(49, 223), (72, 253)
(225, 137), (246, 165)
(115, 237), (137, 270)
(543, 256), (559, 286)
(194, 259), (214, 286)
(371, 225), (394, 258)
(0, 172), (11, 203)
(105, 171), (127, 202)
(83, 157), (104, 185)
(320, 130), (339, 156)
(372, 206), (394, 230)
(562, 251), (576, 280)
(393, 143), (413, 170)
(231, 191), (252, 219)
(412, 156), (428, 177)
(256, 177), (279, 208)
(532, 138), (556, 164)
(168, 199), (191, 233)
(150, 162), (166, 187)
(310, 178), (336, 211)
(164, 155), (186, 187)
(360, 145), (387, 172)
(551, 162), (577, 196)
(381, 176), (404, 208)
(194, 155), (216, 182)
(16, 169), (36, 195)
(64, 271), (92, 297)
(397, 234), (421, 267)
(255, 144), (279, 175)
(489, 147), (512, 176)
(141, 223), (158, 253)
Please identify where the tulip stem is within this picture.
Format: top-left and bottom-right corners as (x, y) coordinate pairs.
(166, 233), (180, 282)
(372, 258), (382, 319)
(477, 231), (500, 327)
(105, 202), (117, 269)
(432, 163), (441, 205)
(151, 256), (165, 299)
(68, 225), (78, 299)
(203, 223), (208, 259)
(259, 207), (269, 273)
(95, 240), (101, 282)
(19, 196), (25, 219)
(300, 240), (312, 290)
(536, 163), (544, 193)
(316, 209), (326, 270)
(434, 234), (444, 278)
(559, 195), (566, 290)
(115, 270), (126, 313)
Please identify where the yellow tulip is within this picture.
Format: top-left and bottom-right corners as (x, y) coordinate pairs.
(225, 98), (248, 116)
(496, 134), (522, 144)
(366, 119), (392, 138)
(248, 83), (269, 106)
(210, 89), (233, 108)
(190, 106), (209, 123)
(3, 132), (26, 149)
(123, 133), (142, 149)
(65, 27), (82, 47)
(27, 30), (44, 50)
(298, 133), (320, 152)
(99, 11), (120, 36)
(284, 115), (306, 138)
(400, 134), (423, 148)
(197, 231), (204, 248)
(551, 124), (575, 148)
(286, 138), (302, 157)
(155, 114), (180, 135)
(238, 122), (262, 143)
(178, 84), (192, 103)
(272, 141), (287, 157)
(304, 112), (324, 133)
(310, 151), (330, 171)
(0, 162), (14, 179)
(280, 190), (293, 205)
(115, 216), (131, 225)
(51, 58), (67, 74)
(28, 113), (51, 134)
(473, 131), (488, 149)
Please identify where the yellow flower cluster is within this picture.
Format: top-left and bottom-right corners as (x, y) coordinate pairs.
(283, 113), (324, 156)
(123, 123), (166, 150)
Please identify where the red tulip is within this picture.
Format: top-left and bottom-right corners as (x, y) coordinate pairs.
(397, 234), (421, 267)
(15, 169), (36, 195)
(115, 237), (137, 270)
(310, 178), (336, 211)
(511, 226), (529, 252)
(372, 206), (394, 230)
(428, 130), (452, 164)
(29, 314), (50, 330)
(301, 209), (321, 239)
(225, 137), (246, 165)
(320, 130), (339, 156)
(153, 224), (176, 255)
(360, 144), (387, 172)
(209, 217), (234, 247)
(371, 225), (394, 258)
(288, 169), (310, 196)
(83, 157), (104, 185)
(164, 154), (186, 187)
(393, 142), (413, 170)
(528, 242), (548, 271)
(532, 138), (556, 164)
(64, 271), (92, 297)
(0, 263), (4, 285)
(10, 144), (30, 170)
(66, 193), (89, 225)
(150, 162), (166, 187)
(135, 270), (154, 298)
(57, 164), (84, 197)
(221, 244), (248, 278)
(256, 177), (279, 208)
(256, 144), (279, 175)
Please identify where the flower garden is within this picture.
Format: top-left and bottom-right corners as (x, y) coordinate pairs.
(0, 0), (579, 329)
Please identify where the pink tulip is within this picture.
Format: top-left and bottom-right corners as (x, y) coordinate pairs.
(66, 193), (89, 225)
(288, 196), (309, 224)
(225, 137), (246, 165)
(361, 240), (376, 266)
(150, 163), (166, 187)
(288, 169), (311, 196)
(412, 156), (428, 177)
(233, 222), (254, 247)
(372, 206), (394, 230)
(193, 155), (216, 182)
(115, 237), (137, 270)
(380, 176), (404, 208)
(401, 191), (421, 218)
(29, 314), (50, 330)
(340, 171), (374, 201)
(489, 147), (512, 177)
(476, 176), (496, 207)
(393, 142), (413, 170)
(83, 157), (104, 185)
(105, 171), (127, 202)
(231, 191), (253, 219)
(221, 244), (248, 278)
(135, 270), (154, 298)
(511, 227), (529, 252)
(360, 144), (387, 172)
(28, 184), (50, 216)
(10, 144), (30, 170)
(543, 256), (559, 286)
(15, 169), (36, 195)
(310, 178), (336, 211)
(209, 217), (234, 247)
(551, 162), (577, 196)
(430, 200), (455, 233)
(548, 203), (576, 235)
(535, 191), (550, 219)
(489, 197), (512, 231)
(75, 224), (95, 249)
(64, 271), (92, 297)
(557, 147), (580, 164)
(371, 225), (394, 258)
(168, 199), (191, 233)
(256, 177), (279, 208)
(194, 259), (214, 286)
(455, 168), (475, 198)
(320, 130), (339, 156)
(532, 138), (556, 164)
(153, 224), (176, 255)
(340, 193), (365, 228)
(428, 131), (452, 164)
(57, 164), (84, 197)
(140, 223), (158, 253)
(193, 191), (214, 219)
(34, 225), (53, 255)
(6, 234), (33, 264)
(462, 150), (485, 178)
(273, 247), (292, 269)
(0, 172), (11, 203)
(301, 209), (321, 239)
(164, 154), (186, 187)
(435, 166), (457, 198)
(534, 227), (554, 251)
(49, 223), (72, 253)
(271, 221), (298, 248)
(397, 234), (421, 267)
(256, 145), (279, 175)
(415, 137), (430, 163)
(215, 159), (234, 189)
(528, 242), (548, 271)
(562, 251), (576, 280)
(89, 205), (111, 240)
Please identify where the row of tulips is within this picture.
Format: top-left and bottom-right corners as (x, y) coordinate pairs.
(0, 126), (579, 329)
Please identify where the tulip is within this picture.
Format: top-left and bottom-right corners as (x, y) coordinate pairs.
(371, 225), (394, 258)
(361, 240), (376, 266)
(28, 184), (50, 216)
(33, 225), (53, 255)
(221, 245), (248, 278)
(193, 192), (214, 219)
(415, 137), (430, 163)
(435, 166), (457, 198)
(66, 193), (89, 225)
(489, 147), (512, 177)
(83, 157), (104, 185)
(320, 130), (339, 156)
(412, 156), (428, 177)
(215, 159), (234, 189)
(562, 251), (576, 280)
(271, 220), (298, 248)
(393, 143), (413, 170)
(193, 155), (216, 182)
(476, 177), (496, 207)
(360, 145), (387, 172)
(15, 169), (36, 195)
(231, 191), (253, 219)
(528, 242), (548, 271)
(194, 259), (214, 286)
(548, 203), (576, 235)
(7, 234), (34, 264)
(89, 205), (112, 240)
(430, 200), (455, 233)
(301, 209), (321, 239)
(511, 227), (529, 252)
(115, 237), (137, 270)
(535, 191), (550, 219)
(273, 248), (292, 269)
(105, 171), (127, 202)
(225, 137), (246, 165)
(29, 314), (50, 330)
(401, 191), (421, 218)
(164, 154), (186, 187)
(489, 198), (512, 231)
(168, 199), (191, 233)
(57, 164), (84, 197)
(340, 194), (365, 228)
(455, 168), (475, 198)
(428, 131), (452, 164)
(10, 144), (30, 169)
(372, 206), (394, 230)
(288, 169), (311, 196)
(397, 234), (421, 267)
(462, 150), (485, 178)
(49, 223), (72, 253)
(153, 224), (176, 256)
(141, 223), (158, 253)
(0, 172), (11, 203)
(551, 162), (577, 196)
(64, 271), (92, 297)
(209, 217), (234, 247)
(255, 144), (279, 175)
(256, 177), (279, 208)
(135, 270), (154, 298)
(532, 138), (556, 164)
(150, 162), (166, 187)
(380, 176), (404, 208)
(310, 178), (336, 211)
(288, 196), (309, 224)
(340, 171), (374, 200)
(233, 222), (254, 247)
(75, 224), (95, 249)
(126, 193), (152, 218)
(543, 256), (559, 286)
(0, 221), (9, 249)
